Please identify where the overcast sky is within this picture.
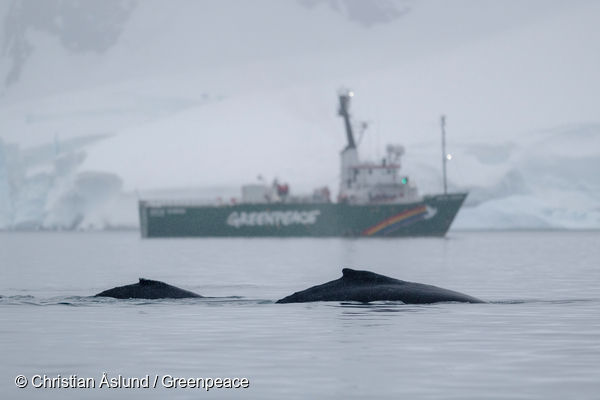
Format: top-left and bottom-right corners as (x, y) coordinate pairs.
(1, 0), (596, 104)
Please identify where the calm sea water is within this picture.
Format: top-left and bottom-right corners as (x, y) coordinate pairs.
(1, 231), (599, 399)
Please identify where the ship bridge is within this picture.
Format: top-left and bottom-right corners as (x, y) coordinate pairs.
(337, 89), (419, 205)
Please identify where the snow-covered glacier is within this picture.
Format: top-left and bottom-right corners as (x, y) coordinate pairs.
(1, 115), (599, 230)
(0, 135), (123, 230)
(449, 124), (600, 230)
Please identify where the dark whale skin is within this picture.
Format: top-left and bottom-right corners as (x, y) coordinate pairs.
(95, 278), (203, 299)
(276, 268), (486, 304)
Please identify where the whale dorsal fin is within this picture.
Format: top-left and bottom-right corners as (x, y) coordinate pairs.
(341, 268), (403, 284)
(139, 278), (163, 285)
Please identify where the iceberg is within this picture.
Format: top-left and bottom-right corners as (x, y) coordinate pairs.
(0, 135), (123, 230)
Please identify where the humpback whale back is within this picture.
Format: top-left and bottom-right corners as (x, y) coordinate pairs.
(95, 279), (203, 299)
(276, 268), (486, 304)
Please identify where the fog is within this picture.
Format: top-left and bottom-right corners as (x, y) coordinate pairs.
(1, 0), (599, 230)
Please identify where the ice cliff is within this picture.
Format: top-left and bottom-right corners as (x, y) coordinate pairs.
(0, 135), (123, 230)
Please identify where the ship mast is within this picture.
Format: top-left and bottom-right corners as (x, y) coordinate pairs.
(441, 115), (447, 195)
(338, 89), (360, 197)
(339, 91), (356, 149)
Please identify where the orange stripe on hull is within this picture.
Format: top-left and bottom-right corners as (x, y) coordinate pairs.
(362, 206), (428, 236)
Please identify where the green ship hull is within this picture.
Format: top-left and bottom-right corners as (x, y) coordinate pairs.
(139, 193), (467, 238)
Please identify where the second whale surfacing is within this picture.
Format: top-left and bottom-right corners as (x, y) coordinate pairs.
(95, 278), (203, 299)
(276, 268), (486, 304)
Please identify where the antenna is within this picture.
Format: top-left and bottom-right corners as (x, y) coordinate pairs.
(441, 115), (447, 195)
(355, 121), (369, 146)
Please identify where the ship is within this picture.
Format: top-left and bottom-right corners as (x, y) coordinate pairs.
(139, 90), (467, 238)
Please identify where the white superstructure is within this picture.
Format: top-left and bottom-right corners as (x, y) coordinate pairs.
(337, 89), (420, 205)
